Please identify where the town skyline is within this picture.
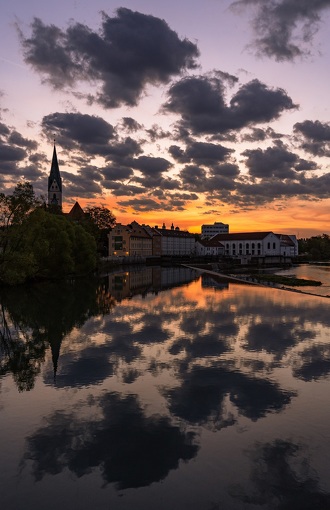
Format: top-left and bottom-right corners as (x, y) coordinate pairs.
(1, 0), (330, 237)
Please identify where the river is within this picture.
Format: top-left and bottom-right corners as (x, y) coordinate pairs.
(1, 266), (330, 509)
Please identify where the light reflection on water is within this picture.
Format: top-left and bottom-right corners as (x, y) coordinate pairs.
(1, 266), (330, 510)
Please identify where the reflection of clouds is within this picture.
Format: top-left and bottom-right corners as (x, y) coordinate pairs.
(230, 439), (330, 508)
(164, 364), (295, 429)
(24, 392), (198, 489)
(243, 321), (316, 358)
(293, 344), (330, 382)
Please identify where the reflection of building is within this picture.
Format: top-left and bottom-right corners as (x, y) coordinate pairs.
(212, 231), (298, 262)
(48, 143), (62, 208)
(201, 222), (229, 238)
(201, 274), (229, 291)
(107, 267), (197, 301)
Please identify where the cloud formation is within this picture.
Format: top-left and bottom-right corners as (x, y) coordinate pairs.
(20, 8), (199, 107)
(163, 75), (297, 135)
(231, 0), (330, 61)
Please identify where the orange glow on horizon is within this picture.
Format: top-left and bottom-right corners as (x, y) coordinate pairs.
(62, 196), (330, 238)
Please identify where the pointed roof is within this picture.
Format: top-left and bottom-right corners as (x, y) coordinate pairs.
(48, 144), (62, 191)
(67, 201), (86, 220)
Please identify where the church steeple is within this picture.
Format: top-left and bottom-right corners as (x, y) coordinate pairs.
(48, 142), (62, 208)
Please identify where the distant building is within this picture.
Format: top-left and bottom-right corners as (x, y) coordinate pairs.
(276, 234), (299, 257)
(154, 223), (195, 256)
(67, 201), (86, 221)
(212, 231), (298, 262)
(195, 238), (225, 257)
(48, 143), (62, 208)
(201, 221), (229, 238)
(108, 223), (153, 257)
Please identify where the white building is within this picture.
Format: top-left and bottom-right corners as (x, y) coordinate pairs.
(201, 222), (229, 238)
(212, 231), (297, 261)
(195, 238), (225, 257)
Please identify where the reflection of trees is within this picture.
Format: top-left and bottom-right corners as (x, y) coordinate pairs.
(0, 302), (47, 392)
(24, 392), (198, 489)
(165, 365), (296, 429)
(0, 278), (115, 391)
(231, 439), (330, 509)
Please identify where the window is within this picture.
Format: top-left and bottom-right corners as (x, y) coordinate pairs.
(267, 242), (270, 249)
(114, 235), (123, 250)
(273, 242), (276, 249)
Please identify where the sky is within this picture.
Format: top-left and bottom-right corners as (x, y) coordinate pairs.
(1, 0), (330, 237)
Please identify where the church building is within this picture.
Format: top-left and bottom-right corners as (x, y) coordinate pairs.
(48, 143), (62, 208)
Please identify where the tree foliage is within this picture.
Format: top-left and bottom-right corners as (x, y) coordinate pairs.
(298, 234), (330, 261)
(84, 205), (116, 256)
(0, 183), (97, 285)
(84, 206), (116, 231)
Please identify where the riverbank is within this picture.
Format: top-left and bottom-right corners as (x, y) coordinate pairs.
(183, 264), (330, 299)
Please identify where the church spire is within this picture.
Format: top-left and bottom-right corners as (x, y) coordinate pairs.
(48, 141), (62, 208)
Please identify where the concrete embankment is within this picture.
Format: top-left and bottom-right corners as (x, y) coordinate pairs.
(183, 265), (330, 299)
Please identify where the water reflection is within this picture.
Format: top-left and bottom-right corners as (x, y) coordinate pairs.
(0, 278), (115, 391)
(231, 439), (330, 509)
(24, 391), (198, 489)
(164, 364), (295, 427)
(1, 267), (330, 509)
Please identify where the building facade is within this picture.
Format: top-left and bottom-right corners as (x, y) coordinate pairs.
(212, 231), (297, 261)
(195, 238), (225, 257)
(108, 223), (153, 257)
(155, 224), (195, 256)
(201, 222), (229, 238)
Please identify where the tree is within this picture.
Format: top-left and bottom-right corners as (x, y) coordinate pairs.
(0, 207), (97, 285)
(0, 182), (42, 282)
(84, 206), (116, 256)
(0, 181), (40, 229)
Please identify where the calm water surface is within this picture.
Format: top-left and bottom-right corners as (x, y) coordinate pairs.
(1, 266), (330, 510)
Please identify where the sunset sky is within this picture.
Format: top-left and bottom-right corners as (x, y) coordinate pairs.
(1, 0), (330, 236)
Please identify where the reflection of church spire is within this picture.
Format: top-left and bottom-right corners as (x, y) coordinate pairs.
(49, 338), (61, 384)
(48, 141), (62, 208)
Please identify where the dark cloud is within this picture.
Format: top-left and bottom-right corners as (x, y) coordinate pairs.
(0, 143), (26, 164)
(61, 169), (103, 198)
(231, 0), (330, 61)
(163, 75), (296, 135)
(0, 122), (10, 138)
(294, 119), (330, 156)
(8, 131), (38, 150)
(21, 8), (199, 107)
(241, 126), (283, 142)
(131, 155), (172, 176)
(41, 112), (115, 153)
(101, 165), (133, 181)
(146, 124), (172, 142)
(169, 141), (233, 165)
(119, 117), (143, 132)
(242, 141), (318, 179)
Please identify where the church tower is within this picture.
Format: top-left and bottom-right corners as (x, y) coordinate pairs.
(48, 143), (62, 208)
